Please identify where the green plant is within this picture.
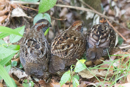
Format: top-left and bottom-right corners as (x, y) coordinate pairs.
(0, 26), (25, 87)
(22, 79), (34, 87)
(60, 59), (87, 87)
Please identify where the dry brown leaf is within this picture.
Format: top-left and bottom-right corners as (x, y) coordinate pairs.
(59, 8), (68, 17)
(9, 68), (28, 79)
(0, 15), (7, 23)
(0, 2), (6, 10)
(11, 77), (23, 87)
(78, 69), (113, 79)
(49, 79), (73, 87)
(93, 58), (104, 65)
(0, 82), (3, 87)
(0, 5), (10, 16)
(108, 9), (115, 16)
(11, 7), (31, 18)
(85, 61), (93, 66)
(99, 60), (114, 72)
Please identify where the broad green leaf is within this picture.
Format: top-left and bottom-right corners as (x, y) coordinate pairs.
(0, 47), (18, 59)
(39, 0), (57, 13)
(33, 13), (51, 24)
(73, 74), (79, 80)
(0, 64), (16, 87)
(8, 45), (20, 51)
(74, 59), (87, 72)
(72, 76), (79, 87)
(0, 65), (11, 82)
(60, 70), (71, 86)
(0, 33), (10, 40)
(5, 65), (11, 73)
(43, 13), (51, 23)
(0, 40), (7, 47)
(0, 53), (15, 66)
(33, 13), (44, 25)
(0, 26), (22, 36)
(10, 26), (25, 43)
(21, 0), (38, 2)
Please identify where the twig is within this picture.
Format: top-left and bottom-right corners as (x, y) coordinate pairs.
(10, 1), (129, 37)
(9, 1), (127, 27)
(21, 5), (38, 11)
(79, 0), (128, 42)
(106, 19), (127, 42)
(55, 4), (128, 30)
(51, 17), (66, 20)
(10, 1), (126, 27)
(79, 0), (95, 11)
(119, 44), (130, 49)
(79, 0), (129, 30)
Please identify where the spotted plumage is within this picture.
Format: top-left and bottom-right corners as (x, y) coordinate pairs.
(49, 21), (86, 73)
(86, 18), (116, 60)
(20, 19), (51, 79)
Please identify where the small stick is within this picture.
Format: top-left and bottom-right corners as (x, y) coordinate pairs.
(106, 19), (127, 42)
(10, 1), (129, 30)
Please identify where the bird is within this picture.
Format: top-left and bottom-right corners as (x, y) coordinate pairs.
(20, 19), (51, 79)
(86, 17), (116, 61)
(49, 21), (86, 73)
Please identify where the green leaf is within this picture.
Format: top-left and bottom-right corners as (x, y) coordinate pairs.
(0, 26), (22, 36)
(39, 0), (57, 13)
(8, 45), (20, 51)
(60, 70), (71, 86)
(33, 13), (43, 25)
(0, 53), (15, 66)
(21, 0), (38, 2)
(11, 61), (17, 67)
(30, 81), (34, 87)
(72, 76), (79, 87)
(0, 64), (16, 87)
(43, 13), (51, 23)
(74, 59), (87, 72)
(0, 40), (7, 47)
(0, 33), (10, 40)
(10, 26), (25, 43)
(5, 65), (11, 73)
(44, 28), (49, 36)
(73, 74), (79, 80)
(33, 13), (51, 24)
(118, 36), (123, 45)
(19, 63), (23, 68)
(0, 47), (18, 59)
(22, 79), (34, 87)
(33, 13), (51, 35)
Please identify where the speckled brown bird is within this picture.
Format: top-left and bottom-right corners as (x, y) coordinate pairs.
(49, 21), (86, 73)
(86, 18), (116, 60)
(20, 19), (51, 79)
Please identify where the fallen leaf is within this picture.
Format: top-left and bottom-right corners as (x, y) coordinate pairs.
(78, 69), (113, 79)
(11, 7), (31, 18)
